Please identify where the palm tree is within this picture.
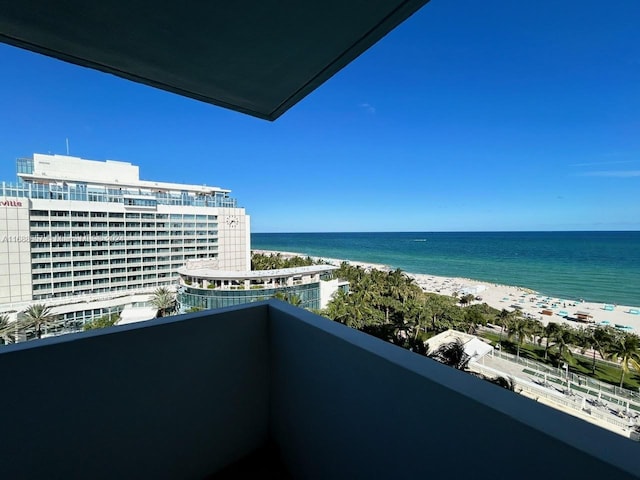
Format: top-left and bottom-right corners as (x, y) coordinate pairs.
(542, 322), (562, 360)
(463, 304), (486, 334)
(150, 287), (176, 317)
(324, 289), (351, 324)
(386, 268), (407, 303)
(459, 294), (475, 307)
(576, 326), (613, 374)
(325, 289), (378, 330)
(528, 319), (544, 348)
(359, 274), (382, 304)
(428, 339), (470, 370)
(274, 291), (302, 307)
(422, 295), (449, 333)
(606, 333), (640, 388)
(507, 316), (531, 358)
(347, 290), (379, 329)
(547, 324), (576, 367)
(495, 309), (512, 344)
(0, 313), (14, 344)
(21, 304), (56, 339)
(404, 297), (430, 342)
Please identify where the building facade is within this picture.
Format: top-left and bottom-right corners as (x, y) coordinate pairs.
(177, 261), (346, 311)
(0, 154), (249, 327)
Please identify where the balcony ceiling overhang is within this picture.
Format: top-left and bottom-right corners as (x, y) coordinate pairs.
(0, 0), (430, 120)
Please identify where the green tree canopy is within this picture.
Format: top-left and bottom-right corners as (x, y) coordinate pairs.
(251, 253), (317, 270)
(83, 314), (119, 331)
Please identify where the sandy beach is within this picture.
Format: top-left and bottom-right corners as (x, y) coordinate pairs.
(254, 249), (640, 333)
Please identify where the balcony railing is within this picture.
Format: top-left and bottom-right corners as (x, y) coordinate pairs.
(0, 301), (638, 479)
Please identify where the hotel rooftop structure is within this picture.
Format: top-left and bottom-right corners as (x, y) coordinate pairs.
(0, 153), (249, 327)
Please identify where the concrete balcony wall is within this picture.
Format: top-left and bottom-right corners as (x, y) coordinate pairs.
(267, 303), (640, 479)
(0, 301), (639, 479)
(0, 305), (270, 479)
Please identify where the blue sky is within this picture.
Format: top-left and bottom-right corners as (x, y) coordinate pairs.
(1, 1), (638, 232)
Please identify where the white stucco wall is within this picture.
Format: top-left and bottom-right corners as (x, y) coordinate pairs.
(319, 278), (342, 310)
(216, 208), (250, 271)
(0, 198), (32, 304)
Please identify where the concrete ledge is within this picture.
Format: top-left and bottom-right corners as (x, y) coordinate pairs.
(0, 301), (638, 478)
(267, 301), (640, 479)
(0, 304), (271, 479)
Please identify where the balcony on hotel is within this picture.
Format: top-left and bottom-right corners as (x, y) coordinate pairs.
(1, 300), (638, 479)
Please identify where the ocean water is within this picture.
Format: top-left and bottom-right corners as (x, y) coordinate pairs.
(251, 232), (640, 307)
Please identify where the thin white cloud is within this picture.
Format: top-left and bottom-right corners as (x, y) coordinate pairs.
(579, 170), (640, 178)
(359, 103), (376, 114)
(569, 160), (636, 167)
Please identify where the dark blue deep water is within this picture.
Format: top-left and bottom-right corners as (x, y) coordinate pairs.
(252, 232), (640, 307)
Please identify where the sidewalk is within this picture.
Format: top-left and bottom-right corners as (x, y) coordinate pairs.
(471, 351), (640, 439)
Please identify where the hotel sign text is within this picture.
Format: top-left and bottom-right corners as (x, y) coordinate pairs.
(1, 200), (23, 207)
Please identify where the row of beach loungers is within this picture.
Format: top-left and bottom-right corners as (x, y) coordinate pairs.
(498, 294), (638, 331)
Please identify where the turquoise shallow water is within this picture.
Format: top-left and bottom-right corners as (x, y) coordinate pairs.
(251, 231), (640, 307)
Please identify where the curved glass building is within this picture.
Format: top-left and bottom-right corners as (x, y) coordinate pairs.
(177, 263), (346, 311)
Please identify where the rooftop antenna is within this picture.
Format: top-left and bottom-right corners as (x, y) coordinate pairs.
(66, 138), (70, 155)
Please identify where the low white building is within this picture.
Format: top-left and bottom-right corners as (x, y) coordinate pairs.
(459, 284), (487, 296)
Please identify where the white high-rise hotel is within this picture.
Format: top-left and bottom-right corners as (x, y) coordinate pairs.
(0, 153), (249, 327)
